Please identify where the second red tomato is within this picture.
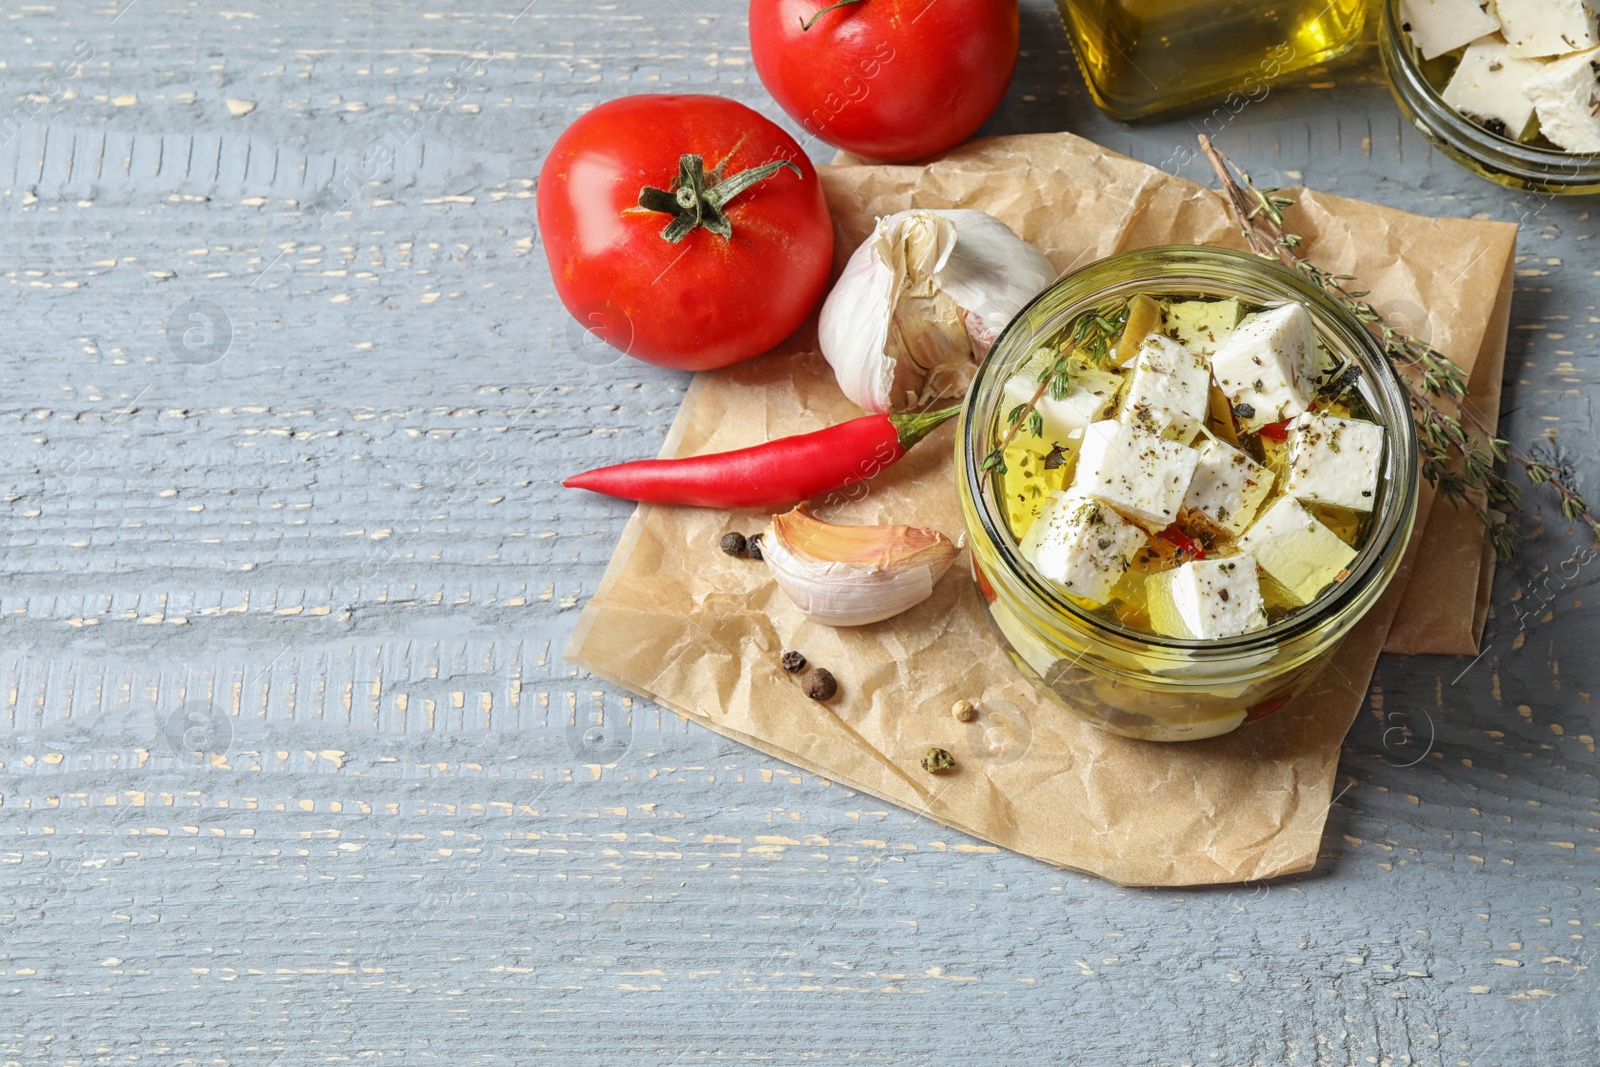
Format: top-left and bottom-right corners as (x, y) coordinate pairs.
(749, 0), (1019, 163)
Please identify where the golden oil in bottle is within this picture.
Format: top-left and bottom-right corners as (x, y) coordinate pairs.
(1058, 0), (1371, 121)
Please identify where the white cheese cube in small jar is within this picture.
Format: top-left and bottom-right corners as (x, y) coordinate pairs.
(1492, 0), (1597, 59)
(1397, 0), (1501, 61)
(1523, 47), (1600, 155)
(1441, 36), (1546, 139)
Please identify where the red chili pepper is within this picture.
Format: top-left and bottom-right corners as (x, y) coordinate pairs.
(563, 406), (959, 509)
(1158, 524), (1206, 560)
(1257, 419), (1290, 442)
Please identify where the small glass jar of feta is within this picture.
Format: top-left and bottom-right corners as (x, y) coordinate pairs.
(955, 246), (1419, 742)
(1380, 0), (1600, 194)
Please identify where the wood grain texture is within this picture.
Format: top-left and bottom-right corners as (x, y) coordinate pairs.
(0, 1), (1594, 1063)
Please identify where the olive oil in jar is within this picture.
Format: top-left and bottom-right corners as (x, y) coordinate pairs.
(1058, 0), (1370, 120)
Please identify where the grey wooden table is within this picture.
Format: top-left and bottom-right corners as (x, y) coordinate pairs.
(1, 2), (1595, 1064)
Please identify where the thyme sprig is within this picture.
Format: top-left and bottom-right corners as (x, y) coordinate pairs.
(1198, 135), (1598, 559)
(980, 298), (1128, 478)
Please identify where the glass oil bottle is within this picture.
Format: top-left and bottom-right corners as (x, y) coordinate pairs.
(1058, 0), (1371, 120)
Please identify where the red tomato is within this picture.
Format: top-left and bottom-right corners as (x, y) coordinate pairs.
(749, 0), (1019, 163)
(537, 94), (833, 371)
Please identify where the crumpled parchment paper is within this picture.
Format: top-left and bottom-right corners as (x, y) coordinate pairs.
(566, 132), (1518, 886)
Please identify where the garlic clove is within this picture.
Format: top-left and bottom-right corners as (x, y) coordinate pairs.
(816, 231), (899, 413)
(819, 209), (1056, 414)
(761, 506), (960, 627)
(929, 210), (1055, 350)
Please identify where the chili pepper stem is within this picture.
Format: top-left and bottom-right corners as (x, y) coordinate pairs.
(888, 405), (961, 450)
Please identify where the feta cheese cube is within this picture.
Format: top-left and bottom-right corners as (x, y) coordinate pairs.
(1285, 412), (1386, 512)
(1146, 555), (1269, 640)
(1443, 36), (1547, 137)
(1491, 0), (1598, 57)
(1208, 303), (1317, 429)
(1182, 437), (1275, 537)
(1019, 490), (1147, 604)
(1001, 365), (1123, 450)
(1160, 298), (1241, 356)
(1237, 496), (1358, 606)
(1071, 420), (1203, 532)
(1523, 46), (1600, 153)
(1117, 333), (1211, 441)
(1401, 0), (1502, 59)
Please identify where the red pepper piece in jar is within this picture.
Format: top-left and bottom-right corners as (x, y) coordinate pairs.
(1245, 692), (1294, 722)
(1157, 524), (1207, 560)
(562, 406), (958, 510)
(1257, 419), (1290, 442)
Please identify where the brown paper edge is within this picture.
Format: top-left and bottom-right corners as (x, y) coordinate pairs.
(563, 375), (713, 665)
(1383, 244), (1516, 654)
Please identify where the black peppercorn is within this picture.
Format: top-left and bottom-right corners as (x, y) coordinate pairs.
(800, 667), (836, 701)
(719, 532), (747, 557)
(781, 651), (807, 673)
(1483, 117), (1508, 138)
(1232, 402), (1256, 420)
(746, 532), (765, 561)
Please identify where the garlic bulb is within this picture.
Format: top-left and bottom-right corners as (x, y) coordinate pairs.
(818, 209), (1056, 414)
(762, 506), (960, 627)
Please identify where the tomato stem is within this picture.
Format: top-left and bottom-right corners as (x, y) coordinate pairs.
(638, 154), (801, 243)
(799, 0), (867, 31)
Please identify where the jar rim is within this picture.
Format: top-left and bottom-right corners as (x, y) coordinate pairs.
(959, 245), (1420, 656)
(1378, 0), (1600, 189)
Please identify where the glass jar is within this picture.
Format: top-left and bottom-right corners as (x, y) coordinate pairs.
(1379, 0), (1600, 194)
(955, 246), (1419, 742)
(1058, 0), (1370, 121)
